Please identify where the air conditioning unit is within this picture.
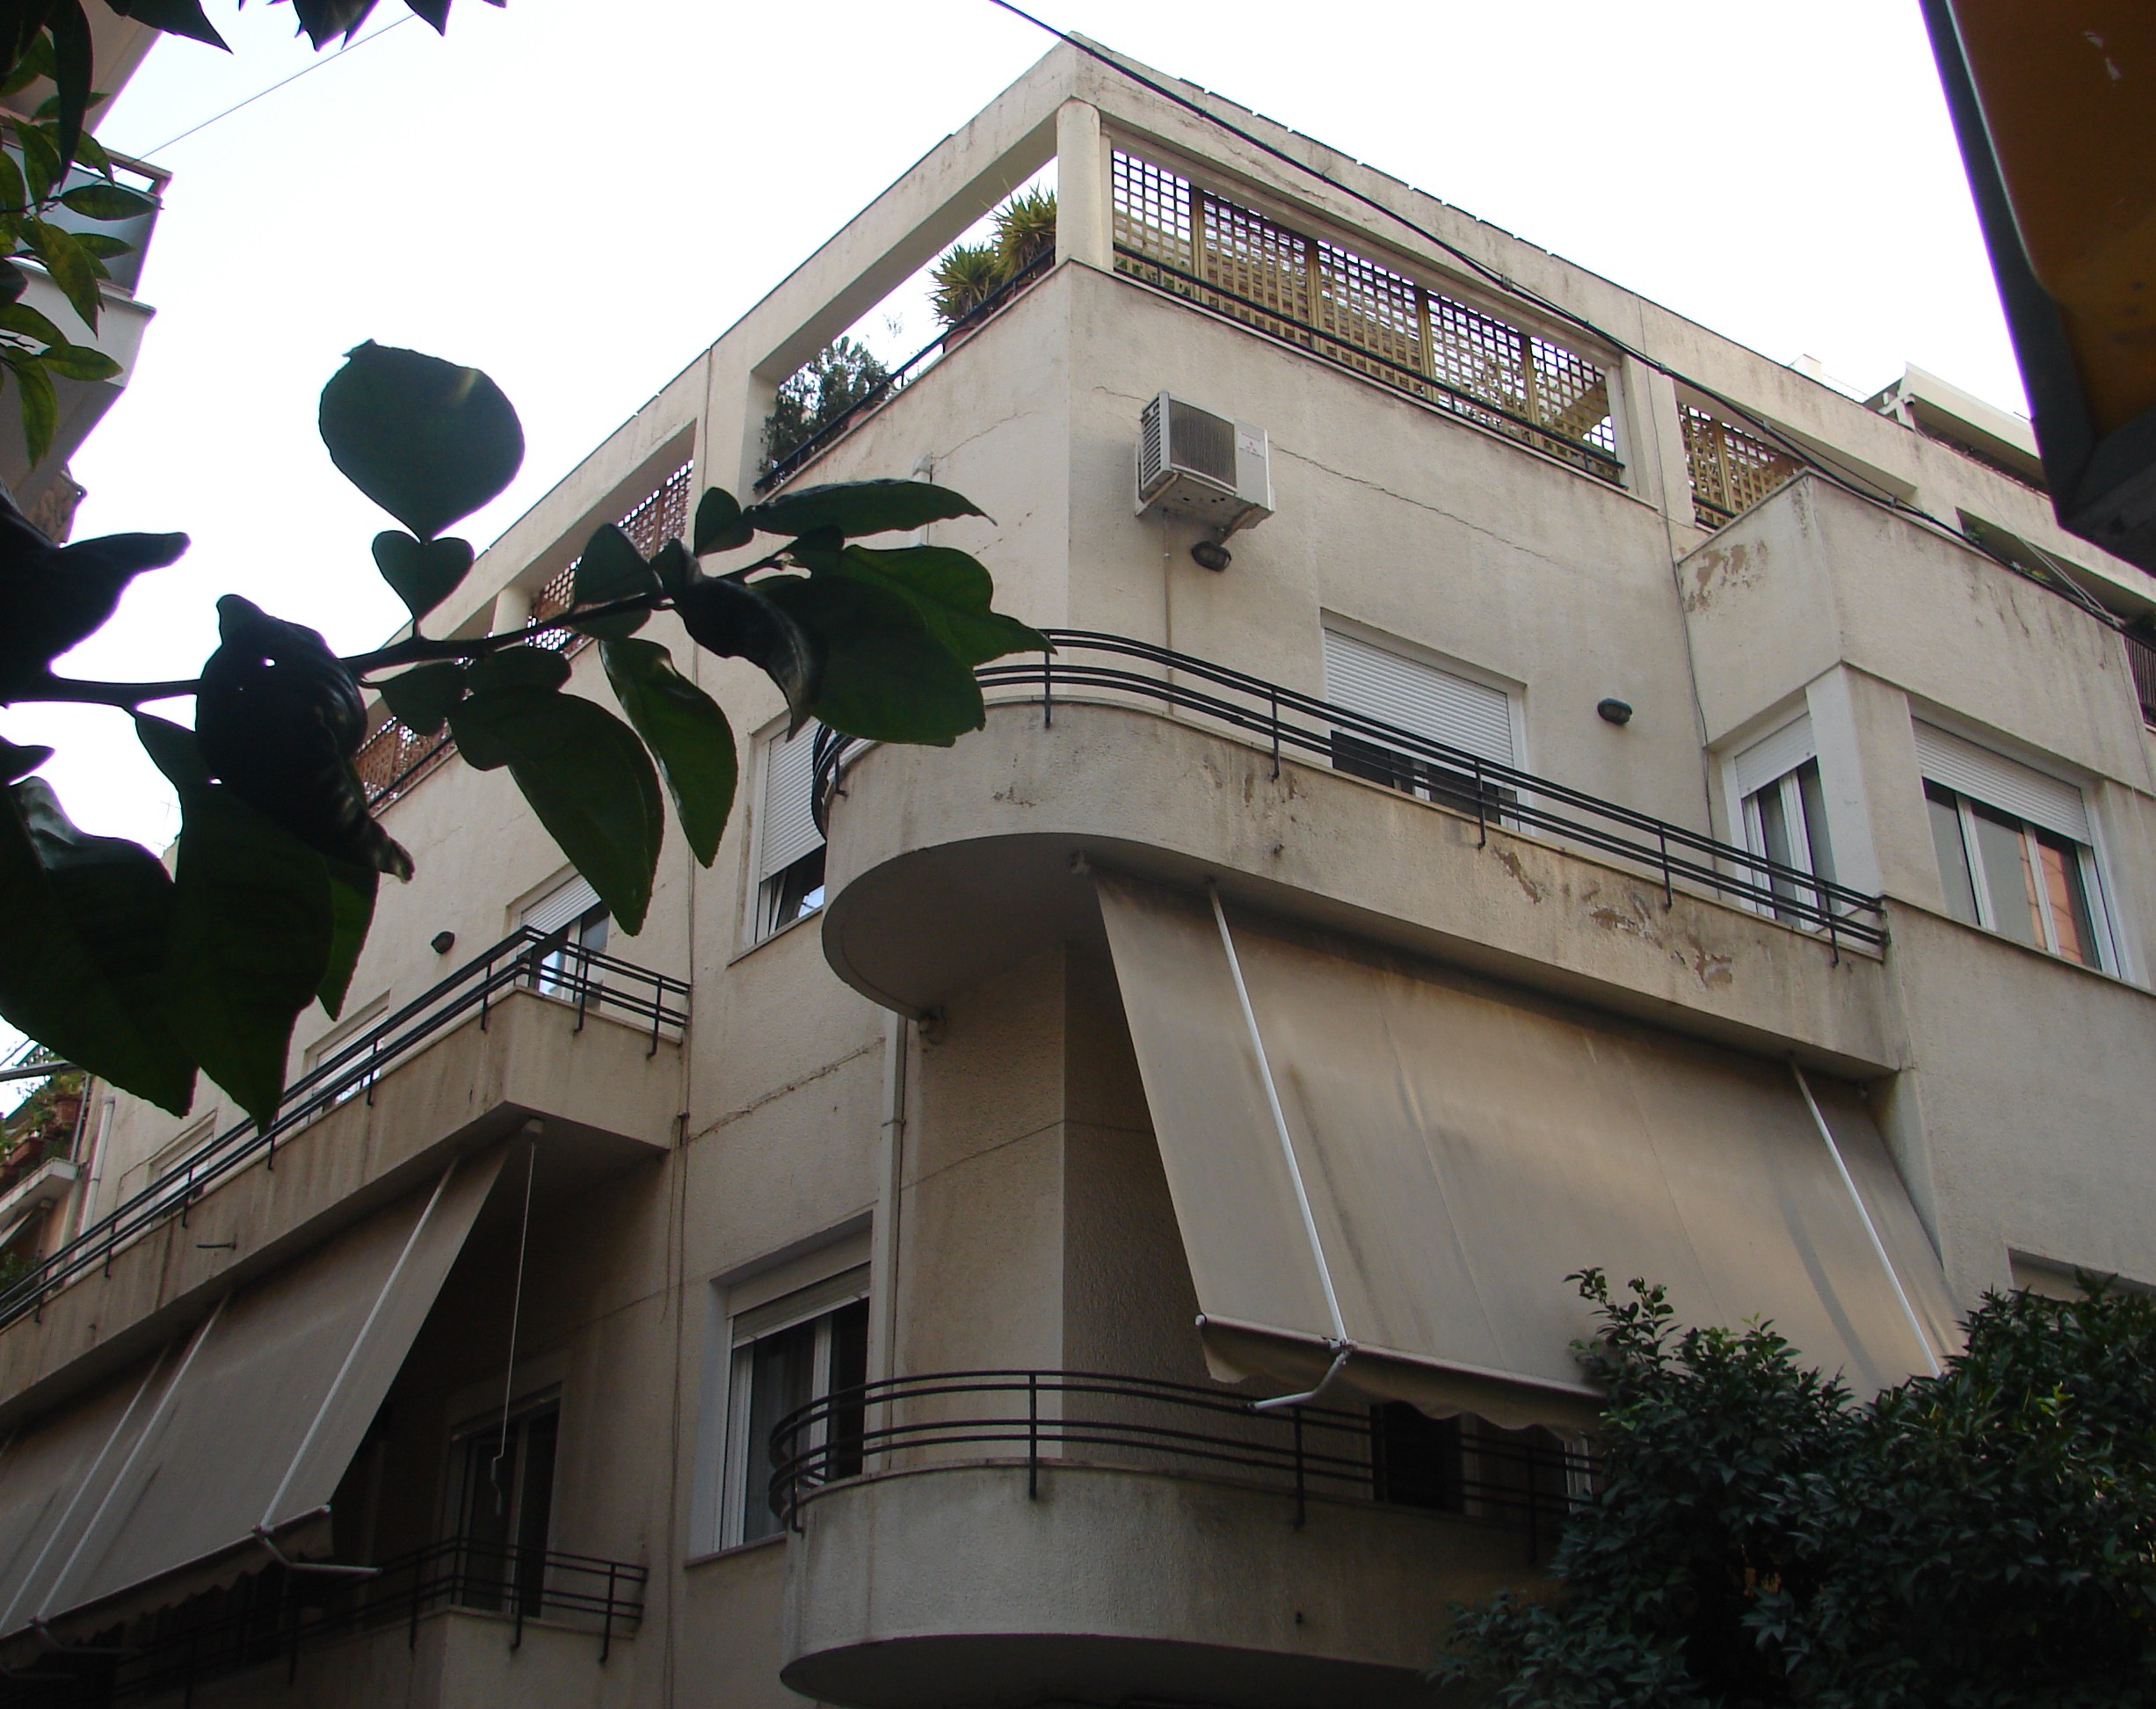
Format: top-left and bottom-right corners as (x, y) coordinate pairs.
(1136, 392), (1274, 536)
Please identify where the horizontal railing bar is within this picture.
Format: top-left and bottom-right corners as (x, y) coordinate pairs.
(767, 1370), (1597, 1538)
(1111, 246), (1624, 477)
(814, 633), (1887, 947)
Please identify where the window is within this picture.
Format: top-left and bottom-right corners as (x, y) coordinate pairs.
(1916, 723), (2113, 971)
(1369, 1406), (1588, 1527)
(1732, 718), (1836, 924)
(301, 994), (388, 1108)
(444, 1393), (560, 1615)
(520, 875), (608, 997)
(752, 724), (826, 942)
(1321, 626), (1517, 817)
(722, 1276), (868, 1545)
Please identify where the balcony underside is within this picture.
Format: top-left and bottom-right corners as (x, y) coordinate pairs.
(820, 700), (1897, 1076)
(0, 991), (676, 1429)
(782, 1461), (1528, 1709)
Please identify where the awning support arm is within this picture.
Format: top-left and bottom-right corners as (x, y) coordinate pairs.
(1208, 884), (1356, 1407)
(1790, 1061), (1942, 1378)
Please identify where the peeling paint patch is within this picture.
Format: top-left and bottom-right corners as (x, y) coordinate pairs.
(1683, 942), (1736, 989)
(1685, 541), (1765, 612)
(1494, 847), (1548, 904)
(991, 786), (1036, 808)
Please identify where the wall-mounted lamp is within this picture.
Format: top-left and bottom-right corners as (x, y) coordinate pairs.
(1190, 538), (1232, 572)
(431, 930), (457, 956)
(1596, 698), (1634, 726)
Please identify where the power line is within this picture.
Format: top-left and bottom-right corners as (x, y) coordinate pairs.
(983, 1), (2119, 629)
(137, 14), (417, 156)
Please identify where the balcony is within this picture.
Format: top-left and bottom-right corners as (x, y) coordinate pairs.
(0, 1538), (644, 1709)
(812, 633), (1897, 1075)
(775, 1370), (1586, 1709)
(0, 930), (686, 1420)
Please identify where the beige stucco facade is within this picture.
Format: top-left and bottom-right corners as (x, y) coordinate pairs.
(3, 37), (2153, 1709)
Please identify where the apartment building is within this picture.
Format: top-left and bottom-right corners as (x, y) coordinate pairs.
(1, 36), (2152, 1709)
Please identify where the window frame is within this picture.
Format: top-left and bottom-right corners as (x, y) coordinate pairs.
(746, 720), (828, 948)
(1923, 778), (2116, 971)
(718, 1269), (869, 1548)
(1727, 716), (1844, 929)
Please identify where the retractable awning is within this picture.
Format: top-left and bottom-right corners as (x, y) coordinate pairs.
(1096, 873), (1956, 1429)
(0, 1145), (505, 1638)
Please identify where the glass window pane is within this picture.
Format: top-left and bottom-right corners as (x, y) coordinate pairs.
(1971, 805), (2042, 947)
(2036, 833), (2099, 966)
(1925, 785), (1979, 925)
(741, 1320), (819, 1543)
(1795, 760), (1836, 887)
(1748, 779), (1802, 918)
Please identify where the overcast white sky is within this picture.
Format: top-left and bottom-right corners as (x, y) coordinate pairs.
(11, 0), (2015, 855)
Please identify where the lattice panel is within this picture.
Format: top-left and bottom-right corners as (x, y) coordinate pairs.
(1111, 150), (1192, 269)
(1198, 189), (1313, 339)
(1315, 241), (1424, 389)
(1681, 404), (1801, 527)
(530, 459), (695, 652)
(1107, 147), (1621, 481)
(356, 719), (451, 807)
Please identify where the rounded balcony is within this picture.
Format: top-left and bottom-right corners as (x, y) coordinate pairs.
(773, 1370), (1587, 1709)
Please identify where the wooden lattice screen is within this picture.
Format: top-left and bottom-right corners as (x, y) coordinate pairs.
(357, 458), (697, 804)
(1110, 149), (1620, 481)
(1678, 404), (1803, 530)
(2126, 630), (2156, 727)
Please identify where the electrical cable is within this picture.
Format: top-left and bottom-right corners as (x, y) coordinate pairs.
(983, 0), (2130, 634)
(135, 14), (417, 156)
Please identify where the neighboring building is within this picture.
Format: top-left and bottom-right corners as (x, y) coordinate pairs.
(2, 38), (2154, 1709)
(0, 11), (170, 537)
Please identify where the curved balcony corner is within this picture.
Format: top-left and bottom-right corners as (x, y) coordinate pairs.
(815, 637), (1896, 1075)
(775, 1371), (1580, 1709)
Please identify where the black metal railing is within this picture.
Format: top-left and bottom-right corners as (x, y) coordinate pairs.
(0, 1539), (645, 1706)
(756, 246), (1055, 493)
(771, 1369), (1594, 1551)
(811, 630), (1888, 949)
(0, 928), (689, 1332)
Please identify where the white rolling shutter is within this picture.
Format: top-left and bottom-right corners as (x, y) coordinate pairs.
(520, 875), (599, 936)
(1732, 716), (1816, 800)
(1322, 628), (1515, 767)
(759, 725), (824, 881)
(1913, 722), (2088, 842)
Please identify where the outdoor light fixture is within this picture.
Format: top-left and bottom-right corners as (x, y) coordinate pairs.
(1191, 538), (1232, 571)
(1597, 698), (1634, 725)
(431, 930), (456, 955)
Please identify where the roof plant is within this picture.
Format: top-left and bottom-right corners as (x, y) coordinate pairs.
(1434, 1269), (2156, 1707)
(929, 185), (1056, 331)
(0, 4), (1047, 1132)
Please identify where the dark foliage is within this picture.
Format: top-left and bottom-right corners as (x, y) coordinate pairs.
(1435, 1270), (2156, 1708)
(763, 337), (891, 475)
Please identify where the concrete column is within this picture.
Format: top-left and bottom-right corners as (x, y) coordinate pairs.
(1804, 665), (1886, 898)
(489, 583), (532, 636)
(1055, 99), (1113, 271)
(1620, 353), (1695, 527)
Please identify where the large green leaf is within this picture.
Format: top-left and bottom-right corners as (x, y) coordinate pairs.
(742, 478), (986, 540)
(448, 687), (663, 934)
(0, 301), (71, 346)
(465, 644), (569, 695)
(371, 530), (473, 622)
(570, 523), (655, 639)
(693, 485), (752, 555)
(24, 219), (99, 329)
(838, 543), (1048, 665)
(759, 571), (984, 744)
(318, 342), (524, 541)
(56, 182), (155, 222)
(36, 340), (119, 382)
(139, 716), (335, 1129)
(102, 0), (229, 50)
(674, 574), (823, 732)
(9, 353), (56, 466)
(377, 661), (466, 736)
(601, 638), (737, 868)
(318, 860), (377, 1018)
(0, 775), (194, 1113)
(0, 736), (52, 781)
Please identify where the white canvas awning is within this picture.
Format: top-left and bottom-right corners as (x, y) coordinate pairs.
(1095, 872), (1956, 1429)
(0, 1145), (505, 1636)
